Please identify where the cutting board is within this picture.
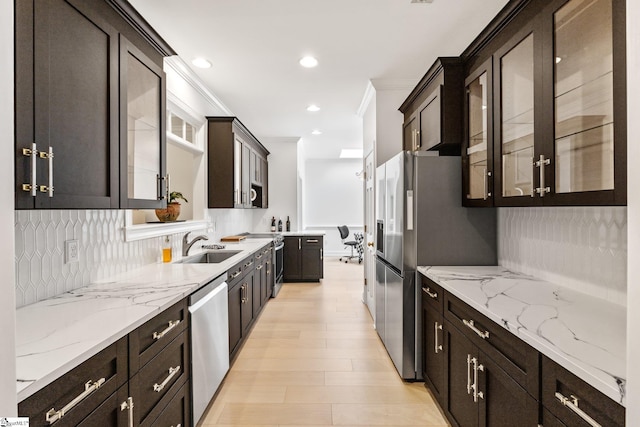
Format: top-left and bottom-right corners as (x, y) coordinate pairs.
(220, 235), (247, 242)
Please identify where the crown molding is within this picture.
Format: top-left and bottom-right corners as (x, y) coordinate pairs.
(369, 78), (419, 91)
(356, 81), (376, 118)
(164, 56), (233, 116)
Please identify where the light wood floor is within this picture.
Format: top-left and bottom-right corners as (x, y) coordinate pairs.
(201, 257), (449, 426)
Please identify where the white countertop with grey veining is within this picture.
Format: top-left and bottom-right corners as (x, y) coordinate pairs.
(418, 265), (626, 406)
(15, 238), (273, 402)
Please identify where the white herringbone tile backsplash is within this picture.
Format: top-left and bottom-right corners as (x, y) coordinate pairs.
(498, 207), (627, 305)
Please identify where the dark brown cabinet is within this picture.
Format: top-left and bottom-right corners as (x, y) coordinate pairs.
(283, 236), (324, 282)
(461, 0), (626, 207)
(400, 57), (464, 155)
(207, 117), (270, 209)
(462, 58), (494, 207)
(443, 320), (538, 427)
(541, 355), (624, 427)
(18, 337), (128, 427)
(15, 0), (173, 210)
(227, 247), (271, 361)
(421, 279), (445, 406)
(18, 297), (189, 427)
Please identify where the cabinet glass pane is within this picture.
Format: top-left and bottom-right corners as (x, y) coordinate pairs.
(554, 0), (613, 193)
(127, 53), (160, 200)
(467, 72), (489, 200)
(501, 34), (534, 197)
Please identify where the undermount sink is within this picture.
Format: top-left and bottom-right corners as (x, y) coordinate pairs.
(180, 250), (242, 264)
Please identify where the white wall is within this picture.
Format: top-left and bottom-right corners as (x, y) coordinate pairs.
(372, 80), (415, 165)
(252, 137), (300, 233)
(304, 159), (363, 255)
(626, 0), (639, 423)
(1, 0), (17, 414)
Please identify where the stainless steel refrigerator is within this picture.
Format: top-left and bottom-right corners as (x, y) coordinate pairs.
(375, 151), (496, 380)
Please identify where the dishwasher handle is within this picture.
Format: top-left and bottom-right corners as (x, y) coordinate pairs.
(189, 281), (227, 313)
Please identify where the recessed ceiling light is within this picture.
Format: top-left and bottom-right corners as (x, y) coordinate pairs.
(192, 58), (212, 69)
(411, 0), (434, 3)
(311, 130), (322, 135)
(307, 104), (320, 112)
(299, 56), (318, 68)
(340, 149), (363, 159)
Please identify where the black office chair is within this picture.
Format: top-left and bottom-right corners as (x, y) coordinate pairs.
(338, 225), (362, 264)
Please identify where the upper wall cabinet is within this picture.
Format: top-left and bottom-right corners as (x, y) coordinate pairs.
(461, 0), (626, 207)
(119, 36), (167, 209)
(206, 117), (270, 209)
(463, 59), (494, 207)
(15, 0), (174, 210)
(400, 58), (464, 155)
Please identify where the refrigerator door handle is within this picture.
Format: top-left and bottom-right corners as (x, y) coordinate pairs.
(406, 190), (414, 230)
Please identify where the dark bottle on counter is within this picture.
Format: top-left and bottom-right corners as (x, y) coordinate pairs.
(277, 217), (283, 232)
(286, 216), (290, 232)
(271, 216), (276, 232)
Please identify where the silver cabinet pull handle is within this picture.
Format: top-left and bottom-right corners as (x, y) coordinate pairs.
(46, 378), (106, 424)
(434, 321), (443, 354)
(307, 239), (319, 243)
(472, 357), (484, 402)
(39, 146), (54, 197)
(463, 319), (490, 339)
(256, 253), (263, 259)
(466, 354), (473, 395)
(256, 265), (263, 270)
(244, 260), (254, 268)
(423, 287), (437, 299)
(153, 319), (180, 341)
(534, 154), (551, 197)
(120, 396), (134, 427)
(231, 270), (241, 279)
(298, 238), (301, 250)
(153, 366), (180, 393)
(22, 143), (38, 196)
(555, 392), (602, 427)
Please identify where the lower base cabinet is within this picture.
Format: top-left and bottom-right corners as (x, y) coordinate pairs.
(283, 236), (324, 282)
(420, 273), (625, 427)
(18, 301), (191, 427)
(541, 355), (624, 427)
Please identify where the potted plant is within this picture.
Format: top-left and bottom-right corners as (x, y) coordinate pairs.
(155, 191), (188, 222)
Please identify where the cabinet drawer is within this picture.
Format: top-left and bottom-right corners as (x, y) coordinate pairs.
(76, 385), (129, 427)
(420, 275), (443, 313)
(541, 356), (624, 427)
(132, 330), (190, 426)
(147, 382), (191, 427)
(444, 293), (539, 395)
(129, 299), (188, 373)
(303, 236), (323, 246)
(18, 336), (128, 427)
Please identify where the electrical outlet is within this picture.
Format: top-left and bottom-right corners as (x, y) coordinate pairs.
(65, 239), (79, 263)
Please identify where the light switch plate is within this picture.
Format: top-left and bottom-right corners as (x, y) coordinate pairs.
(65, 239), (79, 263)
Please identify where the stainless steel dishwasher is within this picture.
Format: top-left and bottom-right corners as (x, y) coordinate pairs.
(189, 273), (229, 425)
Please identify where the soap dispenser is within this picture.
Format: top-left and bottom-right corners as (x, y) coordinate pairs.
(162, 236), (172, 263)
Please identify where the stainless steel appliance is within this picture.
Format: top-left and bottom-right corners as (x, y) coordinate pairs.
(375, 152), (496, 380)
(189, 273), (229, 424)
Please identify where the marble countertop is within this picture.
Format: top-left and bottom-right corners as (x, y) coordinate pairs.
(418, 265), (626, 406)
(16, 238), (273, 402)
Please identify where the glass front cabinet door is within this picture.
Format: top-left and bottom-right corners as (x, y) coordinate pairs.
(541, 0), (626, 205)
(119, 36), (167, 209)
(463, 59), (493, 207)
(494, 25), (539, 206)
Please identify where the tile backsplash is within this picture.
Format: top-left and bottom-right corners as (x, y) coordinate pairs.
(498, 206), (627, 305)
(14, 208), (253, 308)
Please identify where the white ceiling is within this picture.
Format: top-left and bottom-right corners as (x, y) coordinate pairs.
(129, 0), (509, 159)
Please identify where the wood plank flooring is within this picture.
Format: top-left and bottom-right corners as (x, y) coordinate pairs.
(201, 257), (449, 426)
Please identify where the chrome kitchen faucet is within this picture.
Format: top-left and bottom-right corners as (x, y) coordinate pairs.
(182, 231), (209, 256)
